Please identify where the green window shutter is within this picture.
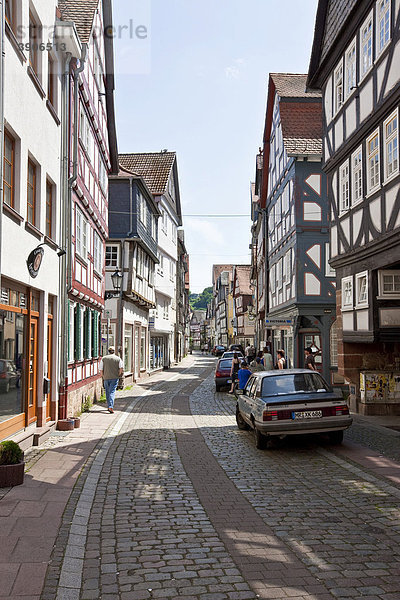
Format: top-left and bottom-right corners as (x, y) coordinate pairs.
(84, 309), (90, 359)
(75, 305), (82, 360)
(92, 311), (99, 358)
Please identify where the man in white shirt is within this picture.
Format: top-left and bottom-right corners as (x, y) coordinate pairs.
(99, 346), (124, 413)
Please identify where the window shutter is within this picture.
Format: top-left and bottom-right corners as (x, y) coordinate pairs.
(84, 309), (90, 359)
(92, 311), (99, 358)
(75, 305), (82, 360)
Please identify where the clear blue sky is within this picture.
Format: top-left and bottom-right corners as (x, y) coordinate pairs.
(113, 0), (319, 293)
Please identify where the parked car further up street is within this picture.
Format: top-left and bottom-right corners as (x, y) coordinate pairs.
(235, 369), (352, 449)
(222, 351), (244, 360)
(215, 358), (233, 391)
(229, 344), (244, 355)
(212, 345), (226, 357)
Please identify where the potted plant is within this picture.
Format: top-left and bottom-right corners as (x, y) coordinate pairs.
(0, 440), (25, 488)
(57, 418), (75, 431)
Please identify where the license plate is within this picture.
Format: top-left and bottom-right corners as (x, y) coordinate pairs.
(227, 379), (232, 384)
(292, 410), (322, 420)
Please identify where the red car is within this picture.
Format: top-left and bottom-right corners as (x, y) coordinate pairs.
(215, 358), (233, 392)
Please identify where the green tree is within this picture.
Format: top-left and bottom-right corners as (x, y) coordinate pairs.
(189, 287), (213, 310)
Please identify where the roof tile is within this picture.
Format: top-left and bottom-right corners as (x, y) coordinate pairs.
(119, 152), (176, 195)
(58, 0), (100, 43)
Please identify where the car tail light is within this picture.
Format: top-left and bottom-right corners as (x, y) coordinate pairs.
(0, 372), (6, 379)
(263, 410), (278, 421)
(334, 405), (349, 416)
(215, 371), (225, 378)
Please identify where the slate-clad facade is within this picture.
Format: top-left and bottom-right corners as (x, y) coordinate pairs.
(308, 0), (400, 414)
(261, 74), (337, 382)
(104, 168), (159, 382)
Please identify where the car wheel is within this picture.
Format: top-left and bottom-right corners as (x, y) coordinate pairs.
(328, 430), (344, 444)
(236, 406), (249, 430)
(253, 424), (267, 449)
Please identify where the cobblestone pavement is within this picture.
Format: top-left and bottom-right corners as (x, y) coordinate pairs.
(39, 356), (400, 600)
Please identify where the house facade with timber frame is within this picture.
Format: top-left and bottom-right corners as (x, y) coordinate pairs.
(308, 0), (400, 414)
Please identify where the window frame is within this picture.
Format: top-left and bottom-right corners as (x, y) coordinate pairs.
(378, 269), (400, 299)
(351, 146), (363, 207)
(355, 271), (369, 308)
(3, 131), (15, 208)
(383, 109), (399, 182)
(339, 159), (350, 215)
(376, 0), (391, 56)
(325, 243), (335, 278)
(366, 129), (380, 195)
(93, 231), (103, 275)
(345, 37), (357, 100)
(76, 206), (88, 261)
(105, 245), (119, 268)
(27, 158), (37, 226)
(360, 11), (373, 81)
(45, 179), (53, 238)
(47, 53), (56, 108)
(334, 59), (344, 115)
(341, 275), (353, 311)
(29, 11), (41, 77)
(5, 0), (16, 32)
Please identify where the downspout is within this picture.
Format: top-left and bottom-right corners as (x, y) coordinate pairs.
(58, 51), (72, 420)
(0, 0), (5, 290)
(59, 45), (87, 420)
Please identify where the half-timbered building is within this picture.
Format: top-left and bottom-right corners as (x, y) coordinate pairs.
(119, 152), (182, 370)
(104, 167), (159, 382)
(232, 265), (255, 349)
(58, 0), (118, 418)
(308, 0), (400, 414)
(261, 74), (337, 382)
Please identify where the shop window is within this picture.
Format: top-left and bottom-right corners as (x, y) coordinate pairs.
(0, 307), (26, 424)
(124, 325), (132, 372)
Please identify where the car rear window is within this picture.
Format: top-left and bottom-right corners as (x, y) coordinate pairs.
(261, 373), (330, 396)
(219, 359), (232, 370)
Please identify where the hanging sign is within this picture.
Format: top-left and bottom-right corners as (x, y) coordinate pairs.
(27, 246), (44, 279)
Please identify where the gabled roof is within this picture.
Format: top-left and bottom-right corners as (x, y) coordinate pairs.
(233, 265), (252, 296)
(212, 265), (234, 285)
(270, 73), (321, 99)
(119, 152), (176, 195)
(58, 0), (99, 43)
(307, 0), (360, 88)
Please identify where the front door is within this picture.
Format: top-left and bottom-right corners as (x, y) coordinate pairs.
(302, 333), (322, 372)
(46, 316), (53, 421)
(27, 317), (38, 424)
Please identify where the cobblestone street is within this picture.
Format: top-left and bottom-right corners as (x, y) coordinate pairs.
(2, 355), (400, 600)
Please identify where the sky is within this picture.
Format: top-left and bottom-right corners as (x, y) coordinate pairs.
(112, 0), (319, 293)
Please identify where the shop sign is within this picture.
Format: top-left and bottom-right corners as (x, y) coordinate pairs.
(265, 318), (293, 325)
(27, 246), (44, 279)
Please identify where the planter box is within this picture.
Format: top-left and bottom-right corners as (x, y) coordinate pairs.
(71, 417), (81, 429)
(57, 419), (75, 431)
(0, 461), (25, 488)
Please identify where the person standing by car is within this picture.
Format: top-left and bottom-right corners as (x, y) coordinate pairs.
(262, 347), (274, 370)
(250, 357), (265, 372)
(237, 361), (252, 389)
(99, 346), (124, 413)
(276, 350), (286, 370)
(229, 352), (241, 394)
(305, 347), (317, 371)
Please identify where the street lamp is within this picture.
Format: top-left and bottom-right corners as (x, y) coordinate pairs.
(111, 268), (123, 292)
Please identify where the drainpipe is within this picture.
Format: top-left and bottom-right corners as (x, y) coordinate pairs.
(0, 0), (5, 290)
(58, 51), (72, 420)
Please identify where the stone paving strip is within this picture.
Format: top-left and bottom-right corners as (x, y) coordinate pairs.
(189, 374), (400, 600)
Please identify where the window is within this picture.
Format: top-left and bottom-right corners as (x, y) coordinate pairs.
(277, 258), (283, 290)
(334, 61), (343, 113)
(80, 108), (94, 163)
(352, 147), (363, 205)
(325, 243), (335, 277)
(48, 54), (56, 107)
(355, 271), (368, 307)
(360, 13), (373, 78)
(367, 130), (380, 193)
(29, 12), (40, 76)
(99, 157), (107, 193)
(3, 132), (15, 207)
(376, 0), (390, 55)
(330, 321), (338, 368)
(105, 245), (119, 267)
(163, 299), (169, 319)
(94, 43), (104, 94)
(339, 160), (350, 214)
(162, 209), (168, 234)
(46, 180), (53, 238)
(27, 159), (36, 225)
(76, 207), (88, 260)
(138, 192), (146, 224)
(93, 232), (103, 274)
(283, 250), (291, 283)
(140, 329), (146, 370)
(378, 270), (400, 298)
(341, 276), (353, 310)
(169, 259), (174, 281)
(68, 301), (75, 362)
(345, 39), (356, 98)
(384, 110), (398, 180)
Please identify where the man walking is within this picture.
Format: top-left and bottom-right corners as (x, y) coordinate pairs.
(99, 346), (124, 413)
(305, 347), (317, 371)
